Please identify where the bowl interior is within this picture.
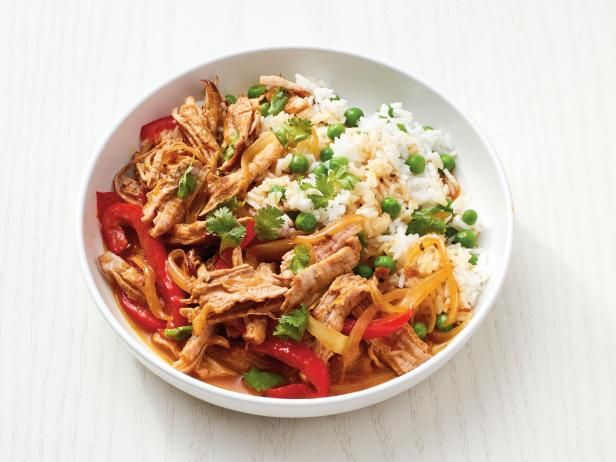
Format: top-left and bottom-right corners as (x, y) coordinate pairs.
(79, 48), (512, 417)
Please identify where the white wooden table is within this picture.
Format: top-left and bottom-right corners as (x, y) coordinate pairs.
(2, 0), (615, 460)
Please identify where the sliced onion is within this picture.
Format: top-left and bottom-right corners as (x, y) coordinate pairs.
(341, 304), (378, 371)
(307, 315), (348, 354)
(131, 255), (170, 321)
(166, 249), (192, 293)
(367, 282), (407, 314)
(293, 215), (365, 244)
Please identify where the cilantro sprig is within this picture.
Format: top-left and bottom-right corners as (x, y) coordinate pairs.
(254, 206), (284, 241)
(273, 304), (308, 342)
(273, 118), (312, 148)
(243, 367), (284, 392)
(289, 244), (311, 273)
(177, 164), (197, 198)
(206, 206), (246, 250)
(304, 162), (359, 209)
(406, 206), (452, 236)
(265, 88), (288, 116)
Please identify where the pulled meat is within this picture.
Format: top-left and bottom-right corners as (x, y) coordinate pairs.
(200, 133), (285, 216)
(219, 97), (261, 172)
(259, 75), (310, 97)
(282, 237), (361, 311)
(369, 324), (430, 375)
(167, 221), (214, 246)
(190, 264), (287, 336)
(283, 95), (311, 114)
(201, 79), (224, 141)
(172, 96), (220, 167)
(98, 251), (145, 303)
(142, 158), (207, 237)
(312, 274), (371, 362)
(243, 317), (268, 345)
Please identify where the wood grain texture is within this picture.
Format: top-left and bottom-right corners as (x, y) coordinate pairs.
(1, 0), (615, 460)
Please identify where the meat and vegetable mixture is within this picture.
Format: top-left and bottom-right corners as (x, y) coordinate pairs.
(96, 73), (489, 398)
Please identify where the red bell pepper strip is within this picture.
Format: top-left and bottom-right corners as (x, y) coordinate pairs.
(101, 202), (186, 327)
(139, 115), (178, 144)
(249, 339), (330, 398)
(341, 309), (413, 340)
(96, 191), (123, 219)
(116, 289), (167, 333)
(214, 219), (257, 270)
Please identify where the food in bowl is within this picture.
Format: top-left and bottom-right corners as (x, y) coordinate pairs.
(95, 73), (489, 398)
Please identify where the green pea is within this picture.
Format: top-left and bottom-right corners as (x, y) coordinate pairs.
(374, 255), (396, 273)
(247, 84), (266, 99)
(260, 102), (271, 116)
(354, 263), (374, 279)
(320, 146), (334, 162)
(440, 153), (456, 171)
(469, 254), (478, 265)
(344, 107), (364, 127)
(225, 94), (237, 104)
(328, 156), (348, 169)
(289, 154), (310, 174)
(295, 212), (317, 233)
(413, 322), (428, 339)
(327, 123), (346, 140)
(436, 313), (453, 332)
(445, 226), (458, 239)
(462, 209), (478, 225)
(455, 230), (477, 248)
(381, 197), (402, 219)
(313, 163), (329, 176)
(406, 154), (426, 174)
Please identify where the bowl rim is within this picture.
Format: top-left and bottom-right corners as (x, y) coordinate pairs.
(77, 45), (514, 414)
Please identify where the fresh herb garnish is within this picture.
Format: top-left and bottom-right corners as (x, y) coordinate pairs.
(289, 244), (311, 273)
(243, 367), (284, 392)
(266, 88), (288, 116)
(304, 163), (359, 209)
(273, 304), (308, 342)
(273, 118), (312, 148)
(177, 164), (197, 198)
(406, 206), (451, 236)
(387, 105), (395, 117)
(206, 206), (246, 249)
(254, 206), (284, 241)
(397, 123), (408, 133)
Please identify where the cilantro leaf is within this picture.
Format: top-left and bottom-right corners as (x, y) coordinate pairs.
(267, 88), (289, 116)
(273, 304), (308, 342)
(177, 165), (197, 199)
(329, 164), (359, 191)
(254, 206), (284, 241)
(387, 105), (395, 117)
(397, 123), (408, 133)
(206, 206), (246, 248)
(268, 185), (286, 199)
(289, 244), (310, 273)
(308, 193), (329, 209)
(273, 118), (312, 148)
(243, 367), (284, 392)
(406, 207), (451, 236)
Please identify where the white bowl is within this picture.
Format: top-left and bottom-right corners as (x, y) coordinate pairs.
(77, 47), (513, 418)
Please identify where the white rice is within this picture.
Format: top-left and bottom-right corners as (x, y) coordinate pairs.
(250, 74), (490, 306)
